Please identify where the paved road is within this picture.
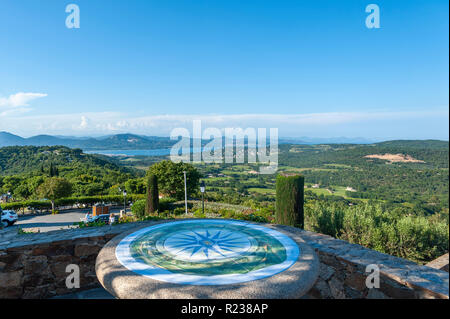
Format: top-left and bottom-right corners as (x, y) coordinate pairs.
(9, 208), (125, 233)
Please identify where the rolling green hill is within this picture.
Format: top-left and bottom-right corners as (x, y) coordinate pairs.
(278, 141), (449, 209)
(375, 140), (449, 149)
(186, 140), (449, 215)
(0, 145), (129, 175)
(0, 146), (139, 198)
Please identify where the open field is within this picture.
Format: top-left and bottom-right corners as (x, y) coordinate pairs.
(247, 187), (275, 195)
(364, 153), (426, 163)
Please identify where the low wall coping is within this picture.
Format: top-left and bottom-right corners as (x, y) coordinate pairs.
(426, 253), (449, 273)
(0, 221), (155, 251)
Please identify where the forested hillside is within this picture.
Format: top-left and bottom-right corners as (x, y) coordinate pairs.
(278, 141), (449, 211)
(0, 146), (140, 198)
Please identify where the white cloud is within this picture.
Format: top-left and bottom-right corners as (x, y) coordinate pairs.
(0, 92), (47, 119)
(1, 108), (448, 140)
(78, 116), (90, 129)
(0, 92), (48, 108)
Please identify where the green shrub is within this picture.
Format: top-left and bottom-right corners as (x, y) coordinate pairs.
(75, 220), (107, 228)
(173, 207), (186, 215)
(305, 201), (449, 264)
(17, 227), (38, 235)
(131, 199), (146, 219)
(118, 215), (135, 224)
(383, 215), (449, 262)
(193, 208), (206, 218)
(275, 174), (304, 228)
(159, 197), (176, 210)
(304, 201), (344, 238)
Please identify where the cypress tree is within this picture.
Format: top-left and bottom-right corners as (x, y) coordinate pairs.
(275, 173), (305, 229)
(49, 162), (54, 177)
(146, 174), (159, 214)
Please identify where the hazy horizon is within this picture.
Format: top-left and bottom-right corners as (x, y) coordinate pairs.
(1, 130), (449, 144)
(1, 1), (448, 140)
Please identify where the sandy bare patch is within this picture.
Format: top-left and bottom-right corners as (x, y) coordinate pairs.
(364, 153), (425, 163)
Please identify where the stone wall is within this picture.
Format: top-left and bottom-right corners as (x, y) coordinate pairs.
(0, 222), (155, 299)
(295, 228), (449, 299)
(0, 220), (448, 299)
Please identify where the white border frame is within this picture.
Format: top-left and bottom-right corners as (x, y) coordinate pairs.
(115, 219), (300, 285)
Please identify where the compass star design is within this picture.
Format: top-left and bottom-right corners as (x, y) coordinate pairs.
(163, 228), (252, 262)
(119, 220), (300, 284)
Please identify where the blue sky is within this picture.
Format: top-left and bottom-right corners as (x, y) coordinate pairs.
(0, 0), (448, 139)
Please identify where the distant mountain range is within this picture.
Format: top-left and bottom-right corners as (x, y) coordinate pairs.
(278, 136), (377, 145)
(0, 132), (175, 150)
(1, 131), (446, 151)
(0, 131), (377, 150)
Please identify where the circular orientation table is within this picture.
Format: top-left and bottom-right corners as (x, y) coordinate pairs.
(96, 219), (319, 299)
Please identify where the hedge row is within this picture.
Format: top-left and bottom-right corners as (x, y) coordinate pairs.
(0, 194), (146, 211)
(131, 198), (177, 218)
(175, 200), (251, 213)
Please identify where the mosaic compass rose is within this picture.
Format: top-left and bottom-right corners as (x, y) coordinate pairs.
(162, 228), (252, 262)
(116, 220), (300, 285)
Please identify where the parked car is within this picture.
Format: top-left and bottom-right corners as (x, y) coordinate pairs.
(82, 213), (115, 225)
(95, 214), (111, 224)
(1, 208), (18, 227)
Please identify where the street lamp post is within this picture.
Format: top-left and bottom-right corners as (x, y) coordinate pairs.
(183, 171), (188, 214)
(200, 181), (205, 215)
(123, 190), (127, 214)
